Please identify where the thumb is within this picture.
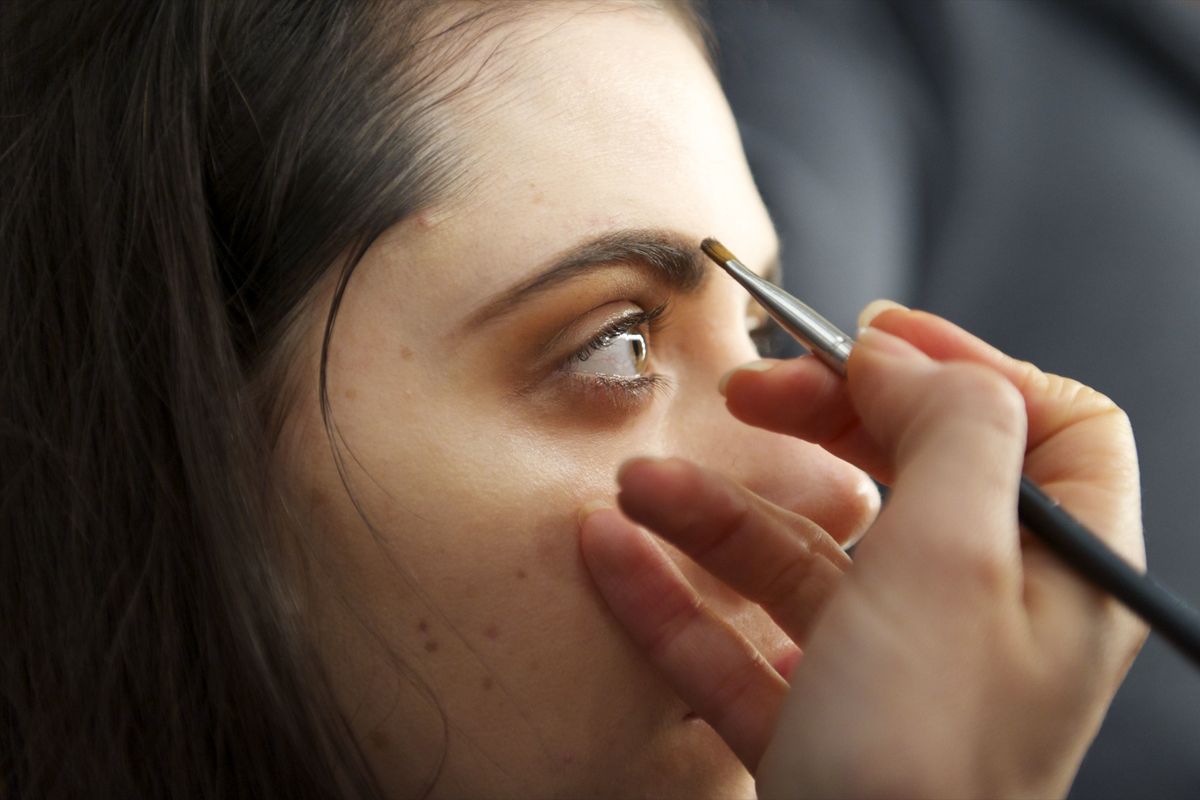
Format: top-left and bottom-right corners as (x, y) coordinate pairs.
(847, 326), (1028, 597)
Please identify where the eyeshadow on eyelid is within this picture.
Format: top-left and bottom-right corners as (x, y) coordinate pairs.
(459, 228), (707, 333)
(533, 296), (659, 358)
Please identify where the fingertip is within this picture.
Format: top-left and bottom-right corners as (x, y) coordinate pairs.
(856, 298), (909, 331)
(616, 455), (663, 486)
(863, 305), (1004, 371)
(852, 326), (930, 362)
(721, 355), (861, 451)
(578, 504), (656, 574)
(722, 355), (835, 409)
(616, 456), (696, 521)
(578, 504), (627, 540)
(718, 359), (779, 397)
(770, 647), (803, 682)
(577, 498), (613, 528)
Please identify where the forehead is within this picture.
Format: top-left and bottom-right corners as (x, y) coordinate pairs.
(369, 3), (775, 309)
(455, 5), (745, 213)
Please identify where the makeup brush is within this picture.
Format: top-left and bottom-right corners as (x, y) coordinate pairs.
(701, 237), (1200, 669)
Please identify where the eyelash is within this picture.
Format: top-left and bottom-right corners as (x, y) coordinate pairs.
(554, 301), (777, 408)
(561, 302), (672, 404)
(573, 302), (668, 362)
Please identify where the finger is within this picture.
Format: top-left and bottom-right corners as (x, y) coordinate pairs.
(883, 309), (1143, 562)
(847, 326), (1027, 598)
(724, 306), (1140, 564)
(868, 307), (1146, 648)
(721, 356), (894, 484)
(726, 303), (1143, 670)
(721, 304), (1135, 499)
(579, 505), (788, 771)
(866, 307), (1130, 467)
(616, 456), (851, 644)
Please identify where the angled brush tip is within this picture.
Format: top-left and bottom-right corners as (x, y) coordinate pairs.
(700, 237), (735, 266)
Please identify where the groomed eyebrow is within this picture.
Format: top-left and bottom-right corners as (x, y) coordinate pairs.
(461, 227), (779, 330)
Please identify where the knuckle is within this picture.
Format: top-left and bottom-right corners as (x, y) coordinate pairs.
(929, 362), (1026, 438)
(758, 548), (815, 610)
(1097, 598), (1149, 677)
(644, 595), (704, 660)
(958, 544), (1012, 596)
(1036, 373), (1131, 439)
(1110, 406), (1134, 438)
(1052, 373), (1120, 416)
(701, 655), (765, 728)
(1124, 618), (1150, 668)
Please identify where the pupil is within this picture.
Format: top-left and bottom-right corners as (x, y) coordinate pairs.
(630, 334), (647, 368)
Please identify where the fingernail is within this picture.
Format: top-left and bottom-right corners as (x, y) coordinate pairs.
(718, 359), (777, 396)
(854, 326), (923, 360)
(857, 298), (909, 332)
(577, 499), (613, 527)
(771, 647), (803, 682)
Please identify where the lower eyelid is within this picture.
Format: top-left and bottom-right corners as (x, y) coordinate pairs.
(558, 372), (670, 410)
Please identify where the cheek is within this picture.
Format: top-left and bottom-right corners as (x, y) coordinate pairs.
(300, 419), (696, 792)
(290, 324), (639, 633)
(291, 398), (659, 687)
(303, 408), (606, 619)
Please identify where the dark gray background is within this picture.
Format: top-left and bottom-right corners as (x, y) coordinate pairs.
(708, 1), (1200, 796)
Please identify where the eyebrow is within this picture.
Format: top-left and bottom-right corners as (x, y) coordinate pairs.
(460, 227), (780, 330)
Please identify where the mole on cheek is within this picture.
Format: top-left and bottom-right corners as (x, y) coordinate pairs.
(481, 676), (494, 691)
(399, 345), (414, 361)
(515, 568), (527, 580)
(484, 624), (499, 641)
(424, 639), (439, 653)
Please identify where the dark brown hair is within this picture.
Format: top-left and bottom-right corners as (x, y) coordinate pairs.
(0, 1), (708, 797)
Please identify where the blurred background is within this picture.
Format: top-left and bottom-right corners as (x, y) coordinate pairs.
(706, 1), (1200, 796)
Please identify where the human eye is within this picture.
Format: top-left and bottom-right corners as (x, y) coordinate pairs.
(559, 302), (671, 405)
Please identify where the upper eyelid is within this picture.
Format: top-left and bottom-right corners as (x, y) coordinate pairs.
(562, 303), (667, 367)
(536, 304), (630, 362)
(581, 303), (667, 348)
(458, 231), (707, 335)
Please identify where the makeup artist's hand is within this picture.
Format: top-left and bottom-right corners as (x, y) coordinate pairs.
(579, 301), (1146, 799)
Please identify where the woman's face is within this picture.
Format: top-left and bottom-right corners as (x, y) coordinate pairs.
(278, 5), (878, 798)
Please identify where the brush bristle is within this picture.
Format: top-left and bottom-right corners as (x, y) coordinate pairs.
(700, 237), (735, 265)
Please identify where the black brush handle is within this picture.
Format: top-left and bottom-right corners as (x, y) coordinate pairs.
(1018, 476), (1200, 667)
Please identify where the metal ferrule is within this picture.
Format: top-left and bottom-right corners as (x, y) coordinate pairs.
(717, 256), (854, 376)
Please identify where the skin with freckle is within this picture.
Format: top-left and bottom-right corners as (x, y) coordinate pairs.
(273, 4), (879, 799)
